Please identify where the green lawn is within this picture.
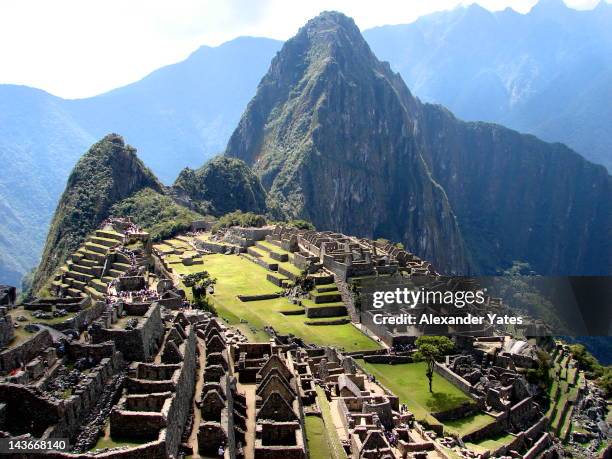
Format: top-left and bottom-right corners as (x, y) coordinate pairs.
(315, 387), (346, 459)
(465, 433), (516, 454)
(305, 415), (333, 458)
(357, 361), (475, 418)
(10, 306), (77, 326)
(92, 433), (149, 451)
(256, 240), (292, 255)
(443, 411), (497, 436)
(175, 253), (379, 352)
(357, 360), (495, 435)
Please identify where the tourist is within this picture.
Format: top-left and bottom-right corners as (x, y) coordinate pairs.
(217, 444), (224, 457)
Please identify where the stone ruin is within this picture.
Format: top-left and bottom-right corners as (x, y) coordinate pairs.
(269, 226), (436, 282)
(0, 285), (16, 307)
(254, 353), (306, 458)
(196, 317), (247, 457)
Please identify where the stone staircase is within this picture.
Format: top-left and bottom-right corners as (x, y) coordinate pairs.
(51, 228), (131, 301)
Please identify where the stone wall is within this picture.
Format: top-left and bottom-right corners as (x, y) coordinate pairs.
(461, 412), (508, 443)
(124, 302), (152, 316)
(91, 304), (164, 362)
(0, 329), (53, 374)
(164, 327), (197, 457)
(227, 226), (274, 241)
(66, 341), (117, 362)
(52, 302), (106, 332)
(305, 305), (347, 318)
(523, 433), (551, 459)
(433, 362), (474, 397)
(39, 437), (167, 459)
(0, 312), (14, 347)
(111, 409), (167, 440)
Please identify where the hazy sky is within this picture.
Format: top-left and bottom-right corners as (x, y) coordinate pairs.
(0, 0), (604, 98)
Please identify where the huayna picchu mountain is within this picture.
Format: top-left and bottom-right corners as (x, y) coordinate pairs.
(226, 11), (611, 275)
(226, 12), (471, 274)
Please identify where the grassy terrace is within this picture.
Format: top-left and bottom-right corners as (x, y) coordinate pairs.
(547, 350), (581, 439)
(247, 246), (277, 265)
(9, 306), (77, 326)
(465, 433), (516, 454)
(356, 360), (495, 435)
(174, 253), (379, 352)
(256, 239), (292, 255)
(305, 416), (333, 458)
(315, 387), (346, 459)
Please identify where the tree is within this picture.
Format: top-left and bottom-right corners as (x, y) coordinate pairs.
(286, 219), (315, 230)
(183, 271), (216, 302)
(413, 336), (454, 393)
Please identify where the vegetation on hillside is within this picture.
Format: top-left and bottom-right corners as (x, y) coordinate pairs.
(211, 210), (267, 233)
(30, 134), (162, 295)
(569, 344), (612, 397)
(286, 219), (316, 230)
(174, 156), (267, 217)
(110, 188), (202, 242)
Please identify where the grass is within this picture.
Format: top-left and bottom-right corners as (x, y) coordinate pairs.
(465, 433), (516, 453)
(256, 240), (291, 255)
(247, 247), (277, 265)
(92, 433), (149, 450)
(443, 412), (497, 436)
(277, 260), (303, 276)
(305, 415), (333, 458)
(315, 387), (346, 459)
(174, 253), (379, 352)
(5, 325), (37, 348)
(10, 306), (77, 326)
(356, 360), (477, 421)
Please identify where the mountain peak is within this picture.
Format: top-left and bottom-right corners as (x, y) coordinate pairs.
(300, 11), (360, 35)
(30, 135), (163, 294)
(101, 132), (125, 146)
(530, 0), (569, 14)
(225, 12), (471, 273)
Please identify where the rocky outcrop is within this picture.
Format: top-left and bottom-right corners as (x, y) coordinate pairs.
(418, 106), (612, 275)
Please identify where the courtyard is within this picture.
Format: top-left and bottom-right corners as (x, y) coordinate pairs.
(357, 360), (495, 435)
(172, 252), (380, 352)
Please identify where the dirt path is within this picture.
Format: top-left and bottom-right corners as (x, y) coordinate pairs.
(237, 382), (257, 459)
(186, 338), (208, 458)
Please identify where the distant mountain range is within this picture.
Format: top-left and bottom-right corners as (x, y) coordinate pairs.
(0, 38), (281, 285)
(1, 0), (611, 286)
(364, 0), (612, 171)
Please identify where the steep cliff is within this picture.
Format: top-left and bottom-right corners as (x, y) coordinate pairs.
(418, 105), (611, 274)
(226, 12), (471, 274)
(226, 11), (611, 275)
(173, 156), (267, 217)
(30, 134), (164, 294)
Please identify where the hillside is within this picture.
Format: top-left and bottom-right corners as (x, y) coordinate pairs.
(30, 134), (164, 294)
(173, 156), (267, 217)
(30, 135), (275, 295)
(226, 11), (611, 276)
(0, 85), (94, 286)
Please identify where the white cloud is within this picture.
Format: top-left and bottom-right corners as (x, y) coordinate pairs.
(0, 0), (605, 98)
